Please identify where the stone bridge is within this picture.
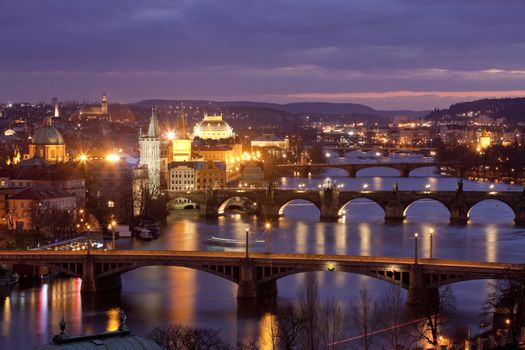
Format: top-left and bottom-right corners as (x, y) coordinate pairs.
(276, 161), (459, 177)
(1, 250), (523, 306)
(167, 187), (525, 225)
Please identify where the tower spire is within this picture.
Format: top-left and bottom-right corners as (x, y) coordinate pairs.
(147, 106), (160, 138)
(179, 102), (187, 138)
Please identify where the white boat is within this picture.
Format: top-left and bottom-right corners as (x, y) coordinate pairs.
(116, 225), (132, 238)
(206, 236), (265, 247)
(137, 227), (154, 240)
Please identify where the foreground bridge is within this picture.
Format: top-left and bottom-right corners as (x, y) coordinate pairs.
(276, 161), (458, 178)
(168, 187), (525, 225)
(1, 250), (523, 305)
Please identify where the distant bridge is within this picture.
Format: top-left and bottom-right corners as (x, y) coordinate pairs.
(1, 250), (522, 305)
(276, 161), (458, 178)
(167, 188), (525, 225)
(321, 146), (437, 157)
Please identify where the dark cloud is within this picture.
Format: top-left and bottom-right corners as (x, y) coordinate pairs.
(0, 0), (524, 108)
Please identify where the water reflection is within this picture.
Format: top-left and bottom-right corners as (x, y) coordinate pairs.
(2, 161), (525, 348)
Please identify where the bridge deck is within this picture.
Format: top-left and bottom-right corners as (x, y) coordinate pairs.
(0, 250), (521, 271)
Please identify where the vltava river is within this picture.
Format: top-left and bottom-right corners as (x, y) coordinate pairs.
(1, 152), (523, 348)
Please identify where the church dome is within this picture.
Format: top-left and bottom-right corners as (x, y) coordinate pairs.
(193, 114), (234, 140)
(32, 118), (65, 145)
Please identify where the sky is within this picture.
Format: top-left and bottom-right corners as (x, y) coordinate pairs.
(1, 0), (525, 110)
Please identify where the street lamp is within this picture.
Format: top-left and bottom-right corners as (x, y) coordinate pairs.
(264, 222), (271, 254)
(414, 233), (419, 264)
(111, 219), (117, 250)
(245, 228), (250, 259)
(429, 228), (435, 259)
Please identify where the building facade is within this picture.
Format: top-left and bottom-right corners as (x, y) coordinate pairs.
(28, 117), (68, 163)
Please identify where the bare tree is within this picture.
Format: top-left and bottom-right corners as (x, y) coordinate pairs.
(147, 324), (232, 350)
(483, 277), (525, 346)
(298, 273), (320, 350)
(351, 288), (376, 350)
(272, 303), (305, 350)
(319, 298), (348, 350)
(380, 285), (407, 349)
(411, 286), (455, 347)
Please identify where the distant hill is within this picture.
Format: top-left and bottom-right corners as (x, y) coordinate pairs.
(427, 97), (525, 121)
(135, 99), (428, 120)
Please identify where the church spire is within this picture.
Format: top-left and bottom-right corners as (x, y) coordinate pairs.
(147, 106), (160, 138)
(178, 102), (187, 138)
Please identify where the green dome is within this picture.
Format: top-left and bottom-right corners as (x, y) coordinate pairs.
(32, 123), (65, 145)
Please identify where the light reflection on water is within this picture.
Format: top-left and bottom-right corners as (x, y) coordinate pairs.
(1, 160), (525, 348)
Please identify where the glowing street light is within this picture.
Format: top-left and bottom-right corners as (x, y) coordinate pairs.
(105, 154), (120, 162)
(264, 222), (272, 253)
(414, 233), (419, 264)
(111, 219), (117, 250)
(362, 183), (369, 190)
(166, 131), (176, 140)
(78, 153), (88, 162)
(429, 227), (435, 259)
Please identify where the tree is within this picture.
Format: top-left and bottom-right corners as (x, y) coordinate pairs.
(298, 273), (320, 350)
(484, 277), (525, 346)
(147, 324), (231, 350)
(319, 299), (348, 350)
(380, 285), (407, 349)
(272, 303), (304, 350)
(411, 286), (456, 347)
(351, 288), (376, 350)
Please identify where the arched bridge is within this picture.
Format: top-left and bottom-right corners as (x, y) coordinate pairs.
(167, 188), (525, 225)
(1, 250), (523, 304)
(276, 161), (458, 177)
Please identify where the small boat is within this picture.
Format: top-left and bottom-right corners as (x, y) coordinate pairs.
(0, 268), (19, 286)
(136, 227), (154, 240)
(207, 236), (265, 247)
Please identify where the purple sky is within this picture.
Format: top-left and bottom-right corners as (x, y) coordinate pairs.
(1, 0), (525, 109)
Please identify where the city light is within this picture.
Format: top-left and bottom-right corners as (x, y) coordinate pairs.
(166, 131), (176, 140)
(78, 153), (88, 162)
(105, 154), (120, 162)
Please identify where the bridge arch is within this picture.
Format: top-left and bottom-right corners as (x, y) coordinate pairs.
(217, 195), (258, 215)
(338, 197), (385, 220)
(403, 198), (451, 222)
(467, 198), (516, 224)
(408, 165), (438, 177)
(278, 199), (321, 217)
(355, 166), (401, 177)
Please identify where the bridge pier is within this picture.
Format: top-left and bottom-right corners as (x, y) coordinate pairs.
(260, 202), (281, 219)
(449, 200), (468, 224)
(406, 265), (439, 316)
(81, 256), (122, 293)
(400, 167), (410, 178)
(237, 262), (277, 299)
(347, 167), (357, 178)
(514, 206), (525, 227)
(384, 200), (405, 222)
(320, 206), (340, 222)
(200, 203), (220, 217)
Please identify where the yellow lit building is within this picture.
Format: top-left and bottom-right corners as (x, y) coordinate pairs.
(172, 139), (192, 161)
(28, 117), (68, 163)
(193, 114), (234, 140)
(478, 129), (492, 149)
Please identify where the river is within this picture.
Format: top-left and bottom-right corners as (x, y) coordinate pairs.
(1, 151), (523, 348)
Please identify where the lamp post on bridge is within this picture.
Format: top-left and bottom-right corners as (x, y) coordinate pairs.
(245, 228), (249, 259)
(429, 228), (434, 260)
(414, 233), (419, 264)
(264, 222), (271, 254)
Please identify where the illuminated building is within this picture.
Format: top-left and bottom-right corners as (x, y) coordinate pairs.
(139, 106), (161, 192)
(79, 93), (109, 121)
(239, 161), (267, 188)
(168, 162), (194, 191)
(28, 117), (68, 164)
(478, 129), (492, 149)
(193, 114), (234, 140)
(8, 187), (76, 231)
(194, 161), (226, 190)
(192, 112), (242, 180)
(251, 134), (289, 150)
(171, 105), (192, 161)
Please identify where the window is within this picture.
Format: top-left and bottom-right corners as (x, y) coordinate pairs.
(108, 200), (115, 208)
